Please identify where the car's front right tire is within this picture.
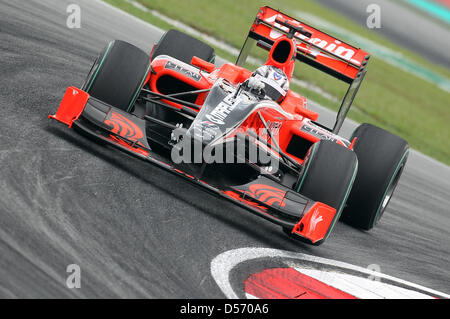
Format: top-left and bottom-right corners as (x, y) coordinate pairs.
(284, 140), (358, 241)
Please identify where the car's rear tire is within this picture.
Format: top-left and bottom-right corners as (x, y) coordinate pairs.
(341, 123), (409, 230)
(284, 140), (358, 238)
(151, 29), (215, 64)
(82, 40), (150, 112)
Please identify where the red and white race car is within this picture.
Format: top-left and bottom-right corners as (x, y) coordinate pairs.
(49, 6), (409, 245)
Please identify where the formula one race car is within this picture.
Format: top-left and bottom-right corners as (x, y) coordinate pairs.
(49, 6), (409, 245)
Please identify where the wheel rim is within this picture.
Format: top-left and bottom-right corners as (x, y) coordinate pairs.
(374, 150), (408, 226)
(380, 163), (403, 212)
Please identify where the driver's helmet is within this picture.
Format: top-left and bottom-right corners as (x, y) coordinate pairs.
(251, 65), (289, 103)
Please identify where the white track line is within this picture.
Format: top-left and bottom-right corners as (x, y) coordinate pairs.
(211, 247), (450, 299)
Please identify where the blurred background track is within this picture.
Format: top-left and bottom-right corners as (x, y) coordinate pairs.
(315, 0), (450, 68)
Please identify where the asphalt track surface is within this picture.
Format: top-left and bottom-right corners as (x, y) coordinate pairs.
(0, 0), (449, 298)
(315, 0), (450, 68)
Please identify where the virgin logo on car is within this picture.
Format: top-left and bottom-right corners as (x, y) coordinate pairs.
(261, 120), (282, 137)
(309, 208), (323, 233)
(265, 14), (360, 66)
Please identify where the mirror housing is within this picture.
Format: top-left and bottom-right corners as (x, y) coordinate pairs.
(191, 56), (215, 73)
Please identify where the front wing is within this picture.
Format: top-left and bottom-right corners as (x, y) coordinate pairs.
(49, 86), (339, 245)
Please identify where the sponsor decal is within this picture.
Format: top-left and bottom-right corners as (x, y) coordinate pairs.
(309, 207), (323, 233)
(165, 61), (201, 81)
(264, 14), (361, 66)
(273, 72), (282, 81)
(239, 184), (286, 207)
(205, 95), (238, 125)
(223, 190), (269, 211)
(192, 120), (220, 141)
(104, 111), (144, 142)
(300, 124), (336, 142)
(261, 120), (282, 138)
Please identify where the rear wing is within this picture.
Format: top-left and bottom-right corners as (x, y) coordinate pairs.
(238, 6), (370, 84)
(237, 6), (370, 133)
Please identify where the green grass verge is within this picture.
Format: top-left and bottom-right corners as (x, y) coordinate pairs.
(103, 0), (450, 165)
